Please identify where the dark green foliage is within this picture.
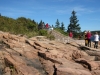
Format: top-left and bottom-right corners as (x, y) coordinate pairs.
(38, 20), (45, 30)
(38, 29), (48, 36)
(55, 19), (60, 28)
(0, 15), (38, 37)
(52, 24), (54, 28)
(47, 34), (55, 40)
(61, 22), (65, 31)
(0, 15), (56, 40)
(67, 10), (81, 38)
(54, 19), (68, 36)
(54, 28), (68, 36)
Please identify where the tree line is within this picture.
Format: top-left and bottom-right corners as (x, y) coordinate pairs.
(0, 10), (81, 38)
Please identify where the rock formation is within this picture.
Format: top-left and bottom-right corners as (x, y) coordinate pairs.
(0, 31), (100, 75)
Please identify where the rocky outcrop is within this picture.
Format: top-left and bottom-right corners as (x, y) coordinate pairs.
(0, 31), (100, 75)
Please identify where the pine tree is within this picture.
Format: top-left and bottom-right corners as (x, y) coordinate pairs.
(55, 19), (60, 28)
(38, 20), (44, 30)
(61, 22), (65, 31)
(67, 10), (81, 37)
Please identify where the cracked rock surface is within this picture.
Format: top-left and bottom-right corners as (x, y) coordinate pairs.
(0, 31), (100, 75)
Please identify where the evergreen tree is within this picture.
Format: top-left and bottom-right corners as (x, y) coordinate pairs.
(55, 19), (60, 28)
(67, 10), (81, 37)
(61, 22), (65, 31)
(38, 20), (44, 30)
(52, 24), (54, 28)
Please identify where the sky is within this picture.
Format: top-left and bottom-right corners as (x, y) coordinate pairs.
(0, 0), (100, 31)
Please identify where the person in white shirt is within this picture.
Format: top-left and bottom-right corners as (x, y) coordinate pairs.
(94, 32), (99, 49)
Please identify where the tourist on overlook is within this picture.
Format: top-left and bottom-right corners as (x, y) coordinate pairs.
(94, 32), (99, 49)
(86, 30), (92, 47)
(45, 23), (49, 30)
(84, 31), (88, 46)
(69, 31), (73, 38)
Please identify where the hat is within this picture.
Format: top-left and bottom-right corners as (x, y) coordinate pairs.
(84, 31), (87, 33)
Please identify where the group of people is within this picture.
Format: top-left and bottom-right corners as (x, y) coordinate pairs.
(38, 23), (54, 31)
(84, 30), (99, 49)
(69, 31), (99, 49)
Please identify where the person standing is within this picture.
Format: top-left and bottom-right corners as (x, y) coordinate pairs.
(86, 30), (91, 47)
(94, 32), (99, 49)
(45, 23), (49, 30)
(67, 31), (73, 43)
(84, 31), (88, 46)
(69, 31), (73, 38)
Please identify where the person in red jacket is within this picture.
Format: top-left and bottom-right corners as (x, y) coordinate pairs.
(69, 31), (73, 38)
(45, 23), (49, 29)
(86, 30), (91, 47)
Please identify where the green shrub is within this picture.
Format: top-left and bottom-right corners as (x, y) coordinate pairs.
(47, 34), (55, 40)
(54, 28), (68, 36)
(38, 29), (47, 36)
(25, 31), (38, 38)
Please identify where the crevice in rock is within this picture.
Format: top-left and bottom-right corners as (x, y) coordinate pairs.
(79, 46), (91, 51)
(53, 64), (57, 75)
(4, 58), (18, 75)
(75, 60), (91, 71)
(38, 52), (62, 64)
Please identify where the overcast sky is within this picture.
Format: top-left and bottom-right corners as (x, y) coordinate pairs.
(0, 0), (100, 31)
